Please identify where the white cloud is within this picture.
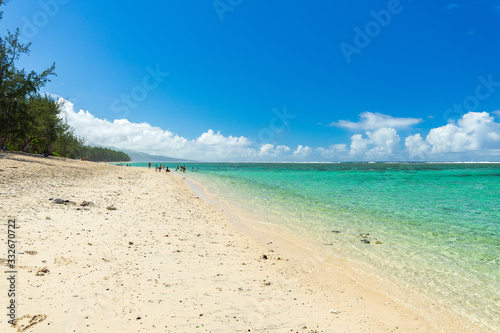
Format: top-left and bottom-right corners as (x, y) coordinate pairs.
(61, 99), (189, 153)
(59, 98), (500, 162)
(196, 129), (249, 147)
(403, 112), (500, 160)
(59, 99), (261, 161)
(293, 145), (312, 158)
(349, 134), (370, 157)
(405, 134), (430, 159)
(259, 143), (275, 156)
(331, 112), (422, 130)
(348, 127), (401, 159)
(367, 127), (400, 154)
(316, 144), (347, 158)
(426, 112), (500, 153)
(58, 98), (296, 162)
(259, 144), (291, 157)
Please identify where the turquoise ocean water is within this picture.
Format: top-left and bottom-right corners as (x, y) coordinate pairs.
(127, 162), (499, 329)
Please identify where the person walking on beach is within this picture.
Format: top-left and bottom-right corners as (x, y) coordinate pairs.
(148, 162), (151, 169)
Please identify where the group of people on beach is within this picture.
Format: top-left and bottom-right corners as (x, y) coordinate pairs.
(148, 162), (189, 173)
(149, 162), (171, 172)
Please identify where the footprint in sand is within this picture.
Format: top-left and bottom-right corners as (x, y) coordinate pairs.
(12, 314), (47, 332)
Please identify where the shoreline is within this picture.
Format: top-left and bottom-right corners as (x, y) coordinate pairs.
(0, 152), (494, 332)
(177, 172), (496, 333)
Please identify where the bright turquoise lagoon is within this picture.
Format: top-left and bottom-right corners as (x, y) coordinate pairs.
(127, 162), (500, 329)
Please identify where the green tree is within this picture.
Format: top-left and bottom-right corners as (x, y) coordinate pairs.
(52, 122), (86, 158)
(0, 2), (130, 162)
(0, 1), (55, 148)
(16, 94), (62, 153)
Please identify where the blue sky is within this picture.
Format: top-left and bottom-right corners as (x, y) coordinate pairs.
(2, 0), (500, 161)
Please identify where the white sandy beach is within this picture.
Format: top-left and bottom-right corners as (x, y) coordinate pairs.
(0, 152), (493, 332)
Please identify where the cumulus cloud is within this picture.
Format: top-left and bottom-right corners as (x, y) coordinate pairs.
(330, 111), (500, 161)
(60, 99), (260, 161)
(349, 134), (370, 157)
(292, 145), (312, 158)
(316, 144), (347, 158)
(330, 112), (422, 130)
(259, 144), (291, 157)
(61, 99), (189, 154)
(405, 112), (500, 159)
(368, 127), (400, 151)
(427, 112), (500, 153)
(405, 134), (430, 159)
(59, 97), (500, 162)
(348, 127), (401, 159)
(58, 98), (296, 162)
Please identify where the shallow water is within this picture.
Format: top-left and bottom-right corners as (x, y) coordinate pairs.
(128, 162), (500, 329)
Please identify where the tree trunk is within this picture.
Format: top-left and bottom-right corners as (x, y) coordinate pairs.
(1, 101), (13, 149)
(46, 139), (53, 155)
(22, 138), (33, 152)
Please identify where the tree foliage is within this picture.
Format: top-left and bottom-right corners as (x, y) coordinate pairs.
(0, 2), (129, 162)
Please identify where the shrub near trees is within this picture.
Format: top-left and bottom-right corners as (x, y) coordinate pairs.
(0, 1), (130, 162)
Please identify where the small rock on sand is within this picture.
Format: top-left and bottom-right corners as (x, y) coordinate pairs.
(51, 198), (76, 205)
(36, 267), (50, 276)
(52, 198), (66, 204)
